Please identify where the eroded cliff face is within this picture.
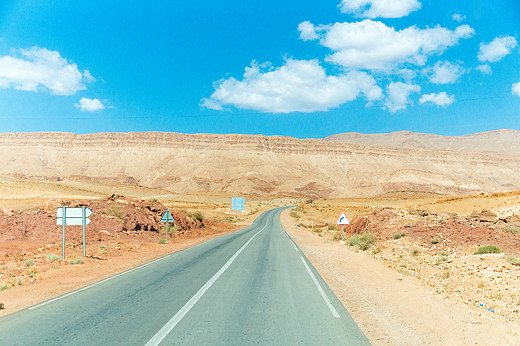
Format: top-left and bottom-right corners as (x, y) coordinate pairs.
(0, 132), (519, 198)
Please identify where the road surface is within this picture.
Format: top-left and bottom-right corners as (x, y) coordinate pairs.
(0, 208), (369, 345)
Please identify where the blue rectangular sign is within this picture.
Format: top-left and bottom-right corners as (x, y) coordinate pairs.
(232, 197), (245, 211)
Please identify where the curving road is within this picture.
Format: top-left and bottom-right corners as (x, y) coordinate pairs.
(0, 208), (369, 345)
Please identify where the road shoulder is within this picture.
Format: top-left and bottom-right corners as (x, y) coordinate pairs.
(280, 209), (520, 345)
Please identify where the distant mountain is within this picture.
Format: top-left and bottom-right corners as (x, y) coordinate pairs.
(323, 129), (520, 157)
(0, 131), (519, 198)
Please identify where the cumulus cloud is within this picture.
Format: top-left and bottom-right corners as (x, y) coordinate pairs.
(298, 21), (320, 41)
(476, 64), (492, 75)
(300, 20), (474, 70)
(384, 81), (420, 112)
(201, 59), (382, 113)
(478, 36), (518, 63)
(75, 97), (105, 112)
(424, 61), (465, 84)
(338, 0), (421, 18)
(0, 46), (92, 95)
(513, 82), (520, 97)
(419, 92), (455, 106)
(452, 13), (465, 22)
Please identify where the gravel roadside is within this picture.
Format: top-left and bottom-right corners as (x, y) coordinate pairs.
(280, 209), (520, 345)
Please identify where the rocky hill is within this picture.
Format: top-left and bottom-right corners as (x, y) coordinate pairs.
(323, 129), (520, 157)
(0, 131), (519, 198)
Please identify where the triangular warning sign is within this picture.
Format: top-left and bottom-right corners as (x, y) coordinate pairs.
(336, 212), (350, 225)
(160, 209), (174, 223)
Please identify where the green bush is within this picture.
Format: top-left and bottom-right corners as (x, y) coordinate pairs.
(431, 237), (440, 244)
(348, 231), (377, 250)
(26, 268), (37, 278)
(190, 211), (204, 222)
(393, 232), (406, 239)
(69, 258), (84, 265)
(289, 210), (301, 219)
(473, 245), (501, 255)
(25, 259), (35, 267)
(506, 255), (520, 266)
(46, 253), (61, 262)
(158, 238), (167, 244)
(104, 205), (125, 220)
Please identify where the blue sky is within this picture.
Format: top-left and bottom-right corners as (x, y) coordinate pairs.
(0, 0), (519, 138)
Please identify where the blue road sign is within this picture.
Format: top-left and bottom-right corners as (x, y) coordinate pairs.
(161, 209), (174, 223)
(232, 197), (245, 211)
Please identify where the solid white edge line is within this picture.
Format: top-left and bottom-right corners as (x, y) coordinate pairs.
(291, 241), (298, 252)
(300, 256), (340, 319)
(145, 213), (272, 346)
(29, 254), (171, 310)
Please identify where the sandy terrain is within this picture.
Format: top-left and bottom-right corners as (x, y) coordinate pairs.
(1, 173), (519, 346)
(280, 192), (520, 345)
(1, 131), (520, 198)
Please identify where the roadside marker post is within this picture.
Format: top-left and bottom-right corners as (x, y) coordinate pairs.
(56, 206), (93, 258)
(336, 212), (350, 245)
(160, 209), (175, 242)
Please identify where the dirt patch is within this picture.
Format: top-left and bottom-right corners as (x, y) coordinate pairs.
(281, 209), (520, 345)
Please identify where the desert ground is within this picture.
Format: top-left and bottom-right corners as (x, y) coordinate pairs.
(1, 174), (519, 344)
(1, 130), (520, 344)
(282, 192), (520, 345)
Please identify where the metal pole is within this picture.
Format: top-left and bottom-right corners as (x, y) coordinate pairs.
(341, 224), (344, 243)
(82, 206), (86, 258)
(166, 221), (169, 243)
(62, 206), (66, 259)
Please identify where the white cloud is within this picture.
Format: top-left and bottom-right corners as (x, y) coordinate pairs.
(75, 97), (105, 112)
(338, 0), (421, 18)
(298, 21), (320, 41)
(478, 36), (518, 63)
(385, 81), (420, 112)
(302, 20), (474, 70)
(202, 59), (382, 113)
(452, 13), (465, 22)
(476, 64), (492, 75)
(419, 92), (455, 106)
(512, 82), (520, 97)
(424, 61), (465, 84)
(0, 46), (92, 95)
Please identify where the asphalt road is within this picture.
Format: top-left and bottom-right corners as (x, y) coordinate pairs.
(0, 208), (369, 345)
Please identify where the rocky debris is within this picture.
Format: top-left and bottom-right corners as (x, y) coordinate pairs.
(0, 195), (205, 243)
(0, 303), (4, 310)
(470, 209), (497, 223)
(42, 199), (62, 212)
(348, 208), (520, 255)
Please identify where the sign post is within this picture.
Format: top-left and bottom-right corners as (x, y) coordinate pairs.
(57, 206), (93, 259)
(336, 212), (350, 245)
(160, 209), (175, 242)
(62, 207), (66, 259)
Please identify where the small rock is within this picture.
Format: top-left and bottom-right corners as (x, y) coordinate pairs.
(0, 303), (4, 310)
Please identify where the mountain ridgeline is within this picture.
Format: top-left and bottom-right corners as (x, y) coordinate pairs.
(0, 130), (519, 198)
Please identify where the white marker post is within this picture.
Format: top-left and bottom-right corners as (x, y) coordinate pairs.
(336, 212), (350, 245)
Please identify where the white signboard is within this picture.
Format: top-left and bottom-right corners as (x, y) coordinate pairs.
(336, 213), (350, 225)
(56, 207), (93, 226)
